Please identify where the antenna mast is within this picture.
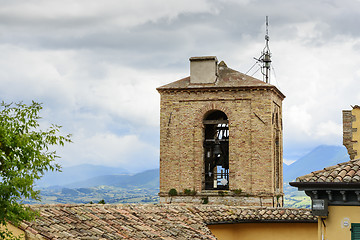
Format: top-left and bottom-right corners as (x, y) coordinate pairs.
(262, 16), (271, 83)
(245, 16), (273, 83)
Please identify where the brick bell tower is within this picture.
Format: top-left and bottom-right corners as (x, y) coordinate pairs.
(157, 56), (285, 206)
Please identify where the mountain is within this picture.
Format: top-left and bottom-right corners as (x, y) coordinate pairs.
(284, 145), (350, 182)
(26, 168), (160, 205)
(38, 145), (348, 189)
(36, 164), (129, 188)
(114, 169), (159, 188)
(65, 174), (131, 188)
(65, 169), (159, 189)
(283, 163), (289, 172)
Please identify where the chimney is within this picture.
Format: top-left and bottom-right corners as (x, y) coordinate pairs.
(189, 56), (218, 84)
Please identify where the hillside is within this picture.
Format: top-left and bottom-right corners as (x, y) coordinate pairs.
(283, 145), (350, 208)
(37, 164), (129, 188)
(65, 169), (159, 189)
(284, 145), (350, 182)
(27, 169), (159, 205)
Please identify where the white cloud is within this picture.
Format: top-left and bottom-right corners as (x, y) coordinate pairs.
(0, 45), (76, 105)
(314, 120), (342, 138)
(59, 132), (159, 172)
(1, 0), (360, 170)
(286, 105), (313, 137)
(86, 65), (164, 127)
(0, 0), (216, 29)
(270, 35), (360, 155)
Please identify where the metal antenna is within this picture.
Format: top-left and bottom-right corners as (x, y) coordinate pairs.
(246, 16), (272, 83)
(262, 16), (271, 83)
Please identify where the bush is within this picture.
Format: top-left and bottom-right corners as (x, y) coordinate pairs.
(202, 197), (209, 204)
(232, 189), (242, 195)
(183, 189), (197, 196)
(168, 188), (178, 196)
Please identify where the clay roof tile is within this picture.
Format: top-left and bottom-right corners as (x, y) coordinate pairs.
(296, 159), (360, 183)
(157, 63), (285, 99)
(21, 204), (315, 239)
(348, 169), (356, 177)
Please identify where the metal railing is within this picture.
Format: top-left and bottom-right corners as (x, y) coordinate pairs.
(203, 170), (229, 190)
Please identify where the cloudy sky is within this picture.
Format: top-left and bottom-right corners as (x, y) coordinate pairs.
(1, 0), (359, 172)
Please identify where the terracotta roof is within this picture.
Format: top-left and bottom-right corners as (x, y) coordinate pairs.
(20, 204), (315, 239)
(296, 158), (360, 183)
(157, 61), (285, 99)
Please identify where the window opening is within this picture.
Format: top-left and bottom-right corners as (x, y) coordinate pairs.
(274, 130), (280, 192)
(203, 111), (229, 190)
(351, 223), (360, 240)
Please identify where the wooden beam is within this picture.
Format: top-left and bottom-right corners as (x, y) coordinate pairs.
(203, 120), (228, 125)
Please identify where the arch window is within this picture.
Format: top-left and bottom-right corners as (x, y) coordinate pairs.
(203, 111), (229, 190)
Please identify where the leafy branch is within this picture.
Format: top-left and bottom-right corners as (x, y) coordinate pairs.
(0, 101), (71, 236)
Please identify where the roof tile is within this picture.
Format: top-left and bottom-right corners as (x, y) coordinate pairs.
(296, 158), (360, 183)
(20, 204), (315, 239)
(157, 63), (285, 99)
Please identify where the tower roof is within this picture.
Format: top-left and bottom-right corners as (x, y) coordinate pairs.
(157, 61), (285, 99)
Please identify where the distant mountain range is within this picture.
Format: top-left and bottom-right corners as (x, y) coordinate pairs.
(37, 164), (129, 188)
(64, 169), (159, 189)
(29, 144), (352, 206)
(36, 145), (350, 191)
(283, 145), (350, 182)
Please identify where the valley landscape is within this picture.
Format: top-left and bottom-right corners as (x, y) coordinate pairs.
(26, 145), (350, 208)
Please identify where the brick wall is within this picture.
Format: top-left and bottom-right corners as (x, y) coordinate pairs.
(343, 109), (357, 160)
(158, 86), (284, 206)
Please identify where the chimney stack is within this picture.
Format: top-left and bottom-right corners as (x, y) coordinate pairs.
(189, 56), (218, 84)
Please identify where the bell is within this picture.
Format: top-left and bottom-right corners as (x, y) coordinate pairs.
(213, 143), (222, 156)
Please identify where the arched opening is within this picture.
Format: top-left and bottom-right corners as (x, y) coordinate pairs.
(273, 106), (281, 195)
(203, 110), (229, 190)
(274, 129), (281, 207)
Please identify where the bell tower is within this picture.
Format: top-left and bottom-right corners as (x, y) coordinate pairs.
(157, 56), (285, 206)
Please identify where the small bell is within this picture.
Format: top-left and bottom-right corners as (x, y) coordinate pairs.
(213, 143), (222, 156)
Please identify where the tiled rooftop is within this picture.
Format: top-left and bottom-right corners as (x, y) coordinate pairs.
(296, 158), (360, 183)
(20, 204), (315, 239)
(157, 61), (285, 99)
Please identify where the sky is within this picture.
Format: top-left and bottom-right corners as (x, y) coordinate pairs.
(1, 0), (360, 172)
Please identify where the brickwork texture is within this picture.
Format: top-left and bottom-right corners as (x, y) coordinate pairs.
(343, 106), (360, 160)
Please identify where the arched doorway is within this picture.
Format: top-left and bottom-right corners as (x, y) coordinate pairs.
(203, 110), (229, 190)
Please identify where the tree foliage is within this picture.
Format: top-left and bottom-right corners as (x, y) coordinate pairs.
(0, 101), (71, 237)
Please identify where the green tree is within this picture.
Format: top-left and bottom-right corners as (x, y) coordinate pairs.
(0, 101), (71, 239)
